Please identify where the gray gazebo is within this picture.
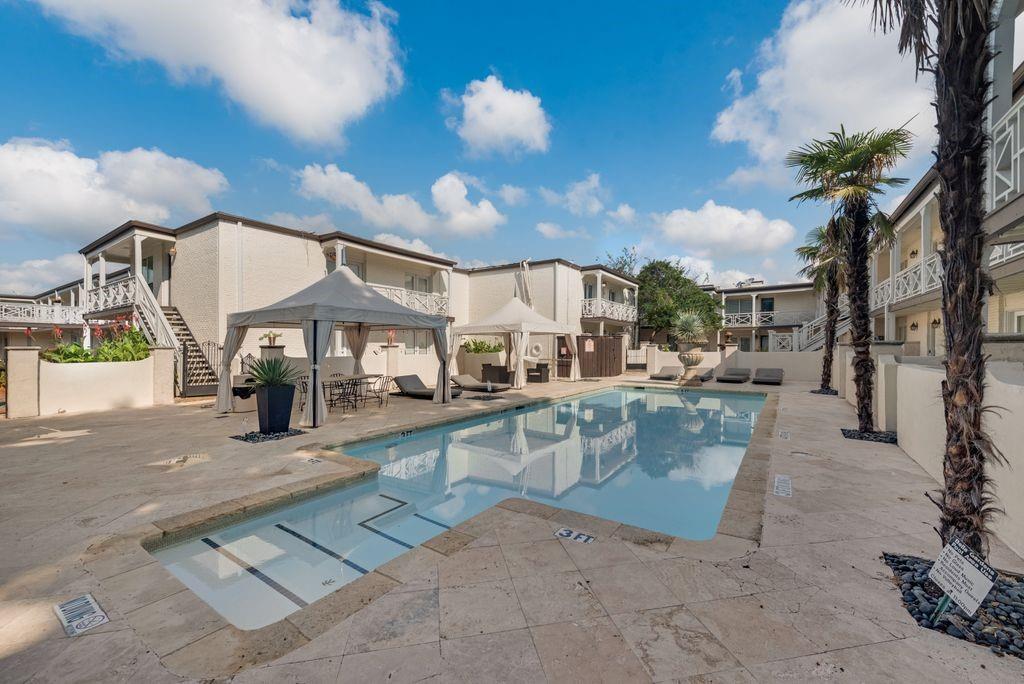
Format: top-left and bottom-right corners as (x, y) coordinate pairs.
(215, 266), (451, 427)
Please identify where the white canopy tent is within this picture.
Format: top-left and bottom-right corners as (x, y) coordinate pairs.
(452, 297), (580, 389)
(215, 266), (451, 427)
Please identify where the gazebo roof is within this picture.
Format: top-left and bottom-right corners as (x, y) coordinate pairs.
(453, 297), (575, 335)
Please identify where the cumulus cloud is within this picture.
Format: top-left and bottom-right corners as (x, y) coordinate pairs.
(0, 137), (227, 241)
(653, 200), (796, 253)
(444, 75), (551, 156)
(669, 255), (760, 288)
(535, 222), (586, 240)
(497, 184), (528, 206)
(712, 0), (934, 186)
(540, 173), (605, 216)
(298, 165), (506, 236)
(0, 253), (84, 295)
(33, 0), (403, 144)
(264, 211), (337, 233)
(372, 233), (451, 260)
(606, 203), (636, 224)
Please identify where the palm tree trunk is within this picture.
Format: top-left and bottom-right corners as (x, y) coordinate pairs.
(932, 1), (1001, 555)
(820, 266), (840, 391)
(845, 201), (874, 432)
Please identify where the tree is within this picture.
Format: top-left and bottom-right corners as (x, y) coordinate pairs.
(787, 126), (910, 433)
(863, 0), (1003, 555)
(635, 260), (721, 340)
(796, 219), (847, 392)
(603, 246), (640, 275)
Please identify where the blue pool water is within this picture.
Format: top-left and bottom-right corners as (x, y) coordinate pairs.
(152, 387), (763, 628)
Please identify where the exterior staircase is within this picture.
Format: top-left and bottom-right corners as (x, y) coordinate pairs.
(162, 307), (218, 395)
(795, 304), (852, 351)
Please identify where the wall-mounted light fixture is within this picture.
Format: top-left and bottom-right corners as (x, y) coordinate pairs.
(931, 318), (941, 329)
(909, 249), (919, 259)
(168, 246), (177, 257)
(910, 322), (919, 331)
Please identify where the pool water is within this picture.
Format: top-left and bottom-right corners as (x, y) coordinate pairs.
(152, 387), (764, 629)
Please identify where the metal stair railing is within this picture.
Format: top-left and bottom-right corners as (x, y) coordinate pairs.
(131, 275), (179, 350)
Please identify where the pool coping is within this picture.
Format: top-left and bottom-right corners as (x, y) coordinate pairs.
(79, 385), (778, 679)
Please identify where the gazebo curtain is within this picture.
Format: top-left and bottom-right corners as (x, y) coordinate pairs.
(300, 320), (335, 428)
(564, 334), (581, 381)
(431, 327), (452, 403)
(507, 331), (528, 389)
(345, 324), (371, 374)
(215, 325), (249, 412)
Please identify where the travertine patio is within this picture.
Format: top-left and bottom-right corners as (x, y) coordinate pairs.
(1, 376), (1023, 682)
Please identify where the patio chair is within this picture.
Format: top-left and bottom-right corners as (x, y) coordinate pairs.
(649, 366), (682, 380)
(715, 368), (751, 384)
(296, 376), (310, 411)
(452, 374), (511, 393)
(752, 368), (785, 386)
(367, 375), (394, 407)
(526, 363), (550, 383)
(327, 379), (360, 412)
(394, 375), (463, 399)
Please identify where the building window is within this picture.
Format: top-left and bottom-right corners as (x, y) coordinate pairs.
(349, 262), (365, 281)
(141, 256), (155, 292)
(404, 330), (432, 354)
(1015, 312), (1024, 333)
(405, 274), (431, 293)
(759, 297), (774, 312)
(738, 337), (751, 352)
(608, 290), (617, 302)
(725, 299), (752, 314)
(584, 283), (595, 299)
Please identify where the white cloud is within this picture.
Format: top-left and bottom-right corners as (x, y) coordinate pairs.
(298, 165), (506, 237)
(535, 222), (586, 240)
(445, 75), (551, 156)
(712, 0), (934, 186)
(34, 0), (403, 144)
(0, 253), (83, 295)
(540, 173), (605, 216)
(723, 67), (743, 97)
(670, 255), (760, 288)
(264, 212), (336, 233)
(372, 233), (451, 260)
(654, 200), (796, 253)
(0, 137), (227, 241)
(497, 184), (528, 206)
(606, 203), (636, 224)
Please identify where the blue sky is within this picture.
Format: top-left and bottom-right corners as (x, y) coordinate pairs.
(0, 0), (935, 294)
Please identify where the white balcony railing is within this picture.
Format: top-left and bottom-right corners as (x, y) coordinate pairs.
(871, 278), (892, 310)
(369, 284), (449, 316)
(85, 277), (136, 314)
(0, 302), (84, 327)
(86, 275), (178, 349)
(990, 95), (1024, 211)
(581, 298), (638, 322)
(722, 310), (815, 328)
(989, 241), (1024, 267)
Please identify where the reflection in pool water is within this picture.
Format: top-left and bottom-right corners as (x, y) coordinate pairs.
(152, 387), (763, 629)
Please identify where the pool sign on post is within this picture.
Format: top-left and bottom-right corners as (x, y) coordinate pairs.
(927, 538), (997, 617)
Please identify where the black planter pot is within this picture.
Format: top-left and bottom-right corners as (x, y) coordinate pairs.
(256, 385), (295, 435)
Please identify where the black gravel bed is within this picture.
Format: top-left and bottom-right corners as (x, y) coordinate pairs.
(841, 428), (898, 444)
(810, 388), (839, 396)
(883, 553), (1024, 659)
(230, 429), (307, 443)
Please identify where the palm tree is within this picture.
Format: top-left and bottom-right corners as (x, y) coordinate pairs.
(796, 219), (847, 392)
(862, 1), (1002, 555)
(787, 126), (911, 433)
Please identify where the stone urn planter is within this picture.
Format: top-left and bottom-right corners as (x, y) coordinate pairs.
(677, 343), (705, 369)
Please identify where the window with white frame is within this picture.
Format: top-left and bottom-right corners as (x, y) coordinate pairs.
(405, 273), (431, 293)
(403, 329), (433, 354)
(1014, 311), (1024, 333)
(725, 299), (752, 314)
(584, 283), (595, 299)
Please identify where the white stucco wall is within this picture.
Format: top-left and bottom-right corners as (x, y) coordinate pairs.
(39, 357), (154, 415)
(170, 222), (220, 345)
(730, 350), (824, 382)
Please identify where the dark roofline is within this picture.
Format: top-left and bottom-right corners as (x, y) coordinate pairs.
(578, 264), (639, 285)
(456, 258), (581, 275)
(886, 166), (938, 226)
(0, 267), (131, 301)
(78, 212), (457, 267)
(716, 281), (813, 295)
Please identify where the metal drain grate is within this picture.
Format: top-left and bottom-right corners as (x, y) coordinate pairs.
(773, 475), (793, 497)
(778, 430), (791, 440)
(54, 594), (108, 636)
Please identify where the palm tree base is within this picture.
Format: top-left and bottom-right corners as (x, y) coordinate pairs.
(840, 428), (897, 444)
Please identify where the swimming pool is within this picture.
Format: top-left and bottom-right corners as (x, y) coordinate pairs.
(152, 387), (764, 629)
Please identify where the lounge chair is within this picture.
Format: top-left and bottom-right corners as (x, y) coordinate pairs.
(394, 375), (463, 399)
(695, 368), (714, 382)
(452, 374), (511, 393)
(715, 368), (751, 384)
(649, 366), (683, 380)
(752, 368), (785, 386)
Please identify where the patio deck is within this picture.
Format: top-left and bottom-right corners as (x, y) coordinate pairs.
(1, 375), (1022, 682)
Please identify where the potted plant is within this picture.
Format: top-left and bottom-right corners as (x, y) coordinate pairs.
(259, 330), (283, 347)
(247, 357), (302, 434)
(671, 310), (707, 369)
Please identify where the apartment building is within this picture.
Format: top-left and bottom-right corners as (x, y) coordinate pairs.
(717, 280), (818, 352)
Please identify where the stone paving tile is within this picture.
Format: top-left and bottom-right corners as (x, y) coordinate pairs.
(646, 557), (746, 604)
(530, 616), (650, 682)
(95, 561), (184, 615)
(342, 588), (439, 655)
(439, 579), (526, 639)
(682, 667), (757, 683)
(376, 545), (445, 593)
(549, 508), (622, 539)
(611, 605), (741, 682)
(23, 628), (168, 684)
(437, 546), (509, 587)
(558, 537), (640, 570)
(581, 562), (679, 615)
(511, 569), (606, 626)
(501, 539), (576, 578)
(125, 588), (227, 657)
(439, 628), (546, 683)
(161, 620), (307, 679)
(492, 512), (563, 546)
(231, 656), (342, 683)
(337, 641), (442, 683)
(711, 551), (808, 595)
(664, 534), (757, 563)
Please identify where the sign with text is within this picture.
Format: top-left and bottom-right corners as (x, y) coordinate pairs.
(555, 527), (595, 544)
(927, 539), (997, 616)
(583, 339), (595, 353)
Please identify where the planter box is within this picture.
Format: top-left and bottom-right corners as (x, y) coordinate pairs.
(256, 385), (295, 434)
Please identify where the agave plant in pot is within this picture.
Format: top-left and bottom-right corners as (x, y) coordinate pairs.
(247, 357), (302, 434)
(671, 310), (707, 369)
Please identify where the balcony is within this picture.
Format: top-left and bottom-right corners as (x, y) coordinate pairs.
(581, 298), (638, 322)
(722, 310), (814, 328)
(990, 95), (1024, 211)
(369, 283), (449, 316)
(0, 302), (83, 327)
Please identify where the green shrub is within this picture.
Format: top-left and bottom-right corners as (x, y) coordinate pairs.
(463, 339), (504, 354)
(41, 343), (94, 363)
(41, 326), (150, 363)
(246, 357), (302, 387)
